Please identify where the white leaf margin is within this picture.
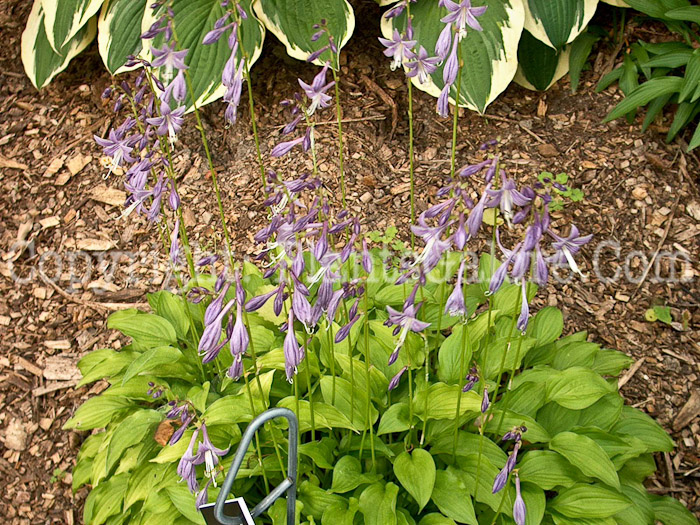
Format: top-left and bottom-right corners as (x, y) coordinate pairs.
(380, 0), (526, 114)
(524, 0), (598, 50)
(252, 0), (355, 67)
(22, 0), (97, 89)
(513, 46), (572, 91)
(140, 1), (266, 111)
(97, 0), (142, 75)
(41, 0), (104, 52)
(601, 0), (629, 6)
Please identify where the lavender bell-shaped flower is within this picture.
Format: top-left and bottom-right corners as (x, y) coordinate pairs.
(547, 225), (592, 276)
(378, 28), (416, 71)
(283, 309), (302, 382)
(199, 300), (235, 363)
(388, 366), (408, 391)
(229, 273), (249, 357)
(299, 64), (335, 116)
(481, 385), (490, 413)
(385, 303), (431, 365)
(194, 423), (229, 487)
(445, 258), (468, 318)
(405, 46), (440, 84)
(177, 428), (200, 494)
(441, 0), (488, 39)
(513, 473), (527, 525)
(516, 279), (529, 333)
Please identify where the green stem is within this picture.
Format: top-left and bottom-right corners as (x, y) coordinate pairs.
(363, 284), (376, 469)
(449, 44), (463, 178)
(330, 66), (346, 207)
(326, 321), (337, 404)
(489, 475), (511, 525)
(408, 78), (415, 247)
(303, 332), (317, 441)
(452, 318), (470, 455)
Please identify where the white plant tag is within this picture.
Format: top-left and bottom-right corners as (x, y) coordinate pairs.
(200, 497), (254, 525)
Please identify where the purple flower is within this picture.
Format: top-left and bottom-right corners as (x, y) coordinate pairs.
(271, 136), (304, 157)
(169, 219), (180, 265)
(492, 465), (508, 493)
(204, 282), (231, 326)
(151, 43), (189, 77)
(229, 302), (249, 357)
(462, 367), (479, 392)
(411, 217), (452, 273)
(445, 258), (467, 317)
(435, 23), (453, 61)
(245, 288), (276, 312)
(362, 239), (373, 273)
(513, 473), (527, 525)
(385, 303), (430, 365)
(388, 366), (408, 391)
(162, 69), (187, 103)
(443, 36), (460, 86)
(547, 225), (592, 276)
(335, 314), (360, 343)
(405, 46), (440, 84)
(378, 28), (416, 71)
(228, 354), (243, 380)
(196, 478), (212, 508)
(199, 300), (235, 362)
(299, 64), (335, 115)
(437, 84), (451, 117)
(486, 176), (532, 225)
(177, 429), (200, 493)
(516, 279), (529, 332)
(94, 129), (136, 175)
(481, 386), (489, 413)
(283, 310), (302, 382)
(194, 423), (230, 485)
(146, 103), (185, 144)
(466, 184), (492, 238)
(441, 1), (488, 39)
(170, 413), (193, 445)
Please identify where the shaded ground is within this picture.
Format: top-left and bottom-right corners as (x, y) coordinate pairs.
(0, 1), (699, 523)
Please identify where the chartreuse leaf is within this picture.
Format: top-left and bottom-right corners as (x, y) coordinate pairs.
(77, 348), (140, 386)
(431, 431), (507, 467)
(430, 469), (477, 524)
(279, 398), (356, 433)
(122, 346), (183, 384)
(526, 306), (563, 346)
(394, 449), (436, 511)
(551, 341), (599, 370)
(299, 438), (337, 469)
(419, 515), (457, 525)
(106, 410), (163, 474)
(518, 450), (586, 489)
(591, 348), (633, 376)
(523, 0), (597, 50)
(549, 432), (620, 489)
(320, 376), (378, 430)
(383, 0), (525, 113)
(253, 0), (354, 67)
(358, 482), (399, 525)
(546, 366), (614, 409)
(438, 313), (497, 383)
(63, 395), (134, 430)
(166, 483), (205, 524)
(124, 463), (169, 510)
(485, 409), (551, 443)
(549, 483), (631, 519)
(148, 291), (191, 340)
(21, 0), (96, 89)
(107, 309), (177, 351)
(83, 472), (129, 525)
(615, 483), (655, 525)
(455, 457), (516, 514)
(98, 0), (145, 74)
(331, 455), (381, 493)
(650, 494), (699, 525)
(298, 481), (346, 519)
(611, 406), (674, 452)
(413, 382), (481, 421)
(377, 403), (410, 435)
(41, 0), (104, 51)
(321, 497), (360, 525)
(144, 0), (265, 109)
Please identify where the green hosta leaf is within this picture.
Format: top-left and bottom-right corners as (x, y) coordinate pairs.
(394, 449), (436, 511)
(77, 348), (139, 386)
(278, 398), (356, 433)
(549, 431), (620, 489)
(321, 498), (360, 525)
(430, 469), (477, 524)
(83, 472), (129, 525)
(480, 335), (536, 379)
(299, 481), (347, 519)
(41, 0), (104, 51)
(166, 483), (205, 524)
(514, 29), (571, 91)
(144, 0), (265, 109)
(526, 306), (563, 346)
(549, 483), (631, 519)
(63, 395), (134, 430)
(98, 0), (145, 74)
(546, 366), (614, 409)
(148, 291), (191, 340)
(485, 409), (551, 442)
(382, 0), (525, 113)
(618, 454), (657, 483)
(454, 458), (516, 514)
(438, 314), (496, 383)
(551, 341), (599, 370)
(604, 76), (684, 122)
(615, 483), (655, 525)
(413, 382), (481, 421)
(122, 346), (183, 384)
(106, 410), (163, 474)
(331, 455), (381, 493)
(419, 515), (457, 525)
(666, 5), (700, 25)
(377, 403), (410, 435)
(124, 464), (169, 510)
(523, 0), (597, 50)
(577, 392), (623, 431)
(522, 482), (546, 525)
(299, 438), (337, 469)
(431, 431), (507, 466)
(253, 0), (354, 67)
(506, 381), (546, 417)
(107, 310), (177, 351)
(650, 494), (699, 525)
(591, 348), (633, 376)
(611, 406), (674, 452)
(518, 450), (586, 490)
(21, 0), (97, 89)
(358, 482), (399, 525)
(320, 376), (378, 430)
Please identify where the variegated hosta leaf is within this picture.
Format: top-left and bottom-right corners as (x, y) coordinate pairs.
(142, 0), (265, 110)
(22, 0), (97, 89)
(601, 0), (630, 6)
(252, 0), (355, 68)
(98, 0), (147, 75)
(41, 0), (105, 52)
(514, 29), (571, 91)
(524, 0), (598, 50)
(382, 0), (525, 114)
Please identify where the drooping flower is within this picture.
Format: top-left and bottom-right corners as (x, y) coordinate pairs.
(513, 473), (527, 525)
(94, 129), (137, 176)
(481, 385), (490, 413)
(177, 428), (200, 493)
(146, 102), (186, 144)
(441, 0), (488, 39)
(283, 309), (302, 382)
(388, 366), (408, 391)
(547, 225), (592, 276)
(378, 28), (416, 71)
(445, 258), (468, 318)
(486, 175), (532, 225)
(299, 64), (335, 115)
(194, 423), (230, 486)
(462, 367), (479, 392)
(385, 303), (431, 365)
(405, 46), (440, 84)
(151, 43), (189, 79)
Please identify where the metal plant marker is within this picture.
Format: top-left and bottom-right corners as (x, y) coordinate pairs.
(201, 407), (298, 525)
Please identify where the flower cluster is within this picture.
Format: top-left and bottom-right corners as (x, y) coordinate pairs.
(379, 1), (487, 116)
(202, 0), (249, 125)
(177, 422), (230, 507)
(492, 425), (526, 493)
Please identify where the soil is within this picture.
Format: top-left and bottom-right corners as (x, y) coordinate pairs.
(0, 1), (699, 523)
